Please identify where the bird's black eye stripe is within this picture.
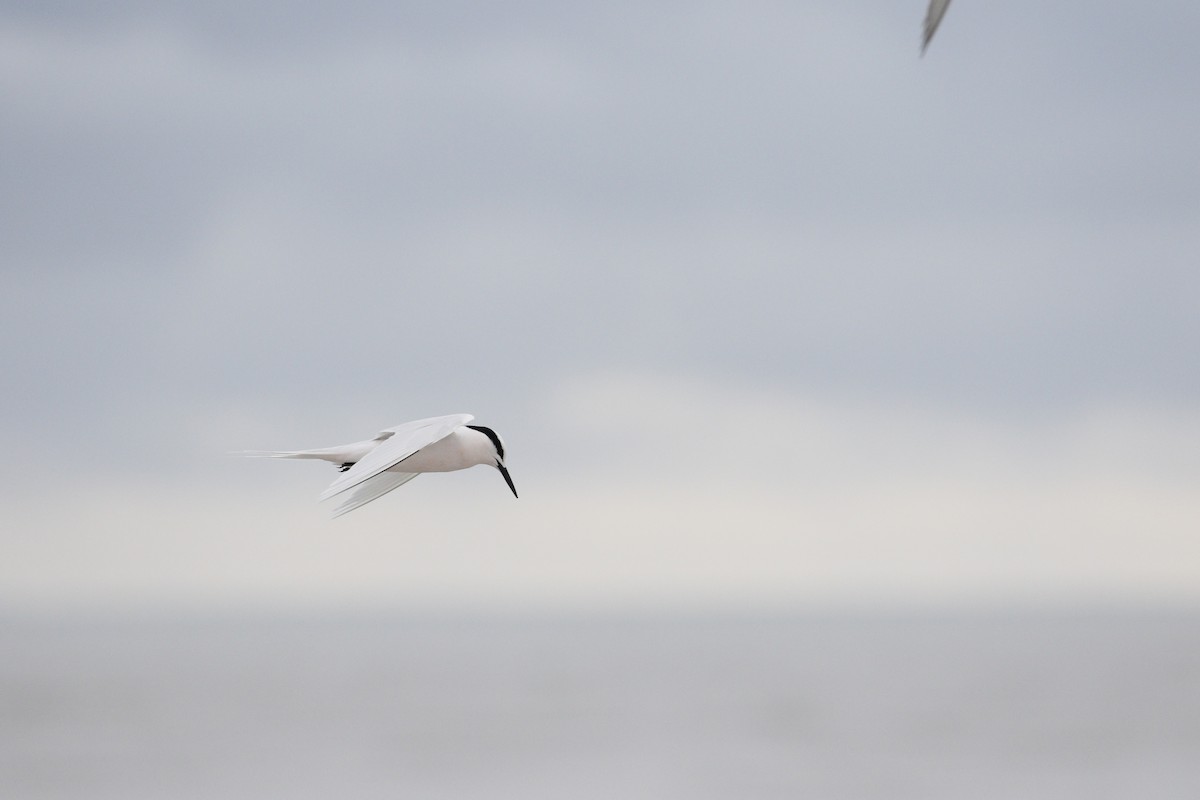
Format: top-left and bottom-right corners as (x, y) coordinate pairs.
(466, 425), (503, 460)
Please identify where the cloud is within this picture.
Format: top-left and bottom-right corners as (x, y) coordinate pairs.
(6, 371), (1197, 611)
(2, 2), (1197, 610)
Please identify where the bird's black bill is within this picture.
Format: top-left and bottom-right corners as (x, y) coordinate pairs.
(498, 463), (518, 498)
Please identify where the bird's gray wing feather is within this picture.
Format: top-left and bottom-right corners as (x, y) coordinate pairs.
(330, 471), (420, 517)
(319, 413), (473, 501)
(922, 0), (952, 52)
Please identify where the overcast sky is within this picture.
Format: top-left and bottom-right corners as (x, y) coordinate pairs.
(3, 1), (1198, 612)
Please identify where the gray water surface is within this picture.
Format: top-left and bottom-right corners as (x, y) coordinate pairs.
(3, 611), (1198, 799)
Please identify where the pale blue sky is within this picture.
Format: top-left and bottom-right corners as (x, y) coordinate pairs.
(2, 1), (1198, 611)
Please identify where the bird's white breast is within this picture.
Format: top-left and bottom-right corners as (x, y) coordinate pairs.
(388, 427), (493, 473)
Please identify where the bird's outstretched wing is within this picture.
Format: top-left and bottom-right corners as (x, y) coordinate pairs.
(330, 471), (420, 517)
(319, 413), (473, 502)
(922, 0), (952, 53)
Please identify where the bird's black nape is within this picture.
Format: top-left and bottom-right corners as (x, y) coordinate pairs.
(466, 425), (515, 497)
(466, 425), (504, 460)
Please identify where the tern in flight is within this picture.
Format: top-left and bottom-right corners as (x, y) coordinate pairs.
(242, 414), (517, 517)
(922, 0), (952, 54)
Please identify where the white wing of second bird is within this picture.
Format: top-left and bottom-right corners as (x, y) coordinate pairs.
(241, 413), (517, 517)
(922, 0), (953, 53)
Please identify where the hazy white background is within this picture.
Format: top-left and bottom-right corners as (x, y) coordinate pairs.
(3, 0), (1198, 613)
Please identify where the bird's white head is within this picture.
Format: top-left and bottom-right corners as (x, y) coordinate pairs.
(466, 424), (518, 498)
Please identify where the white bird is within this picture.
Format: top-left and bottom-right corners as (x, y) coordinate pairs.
(242, 414), (517, 517)
(922, 0), (953, 54)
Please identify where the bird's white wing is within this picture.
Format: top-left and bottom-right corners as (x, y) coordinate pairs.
(319, 414), (472, 502)
(922, 0), (952, 53)
(330, 471), (420, 518)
